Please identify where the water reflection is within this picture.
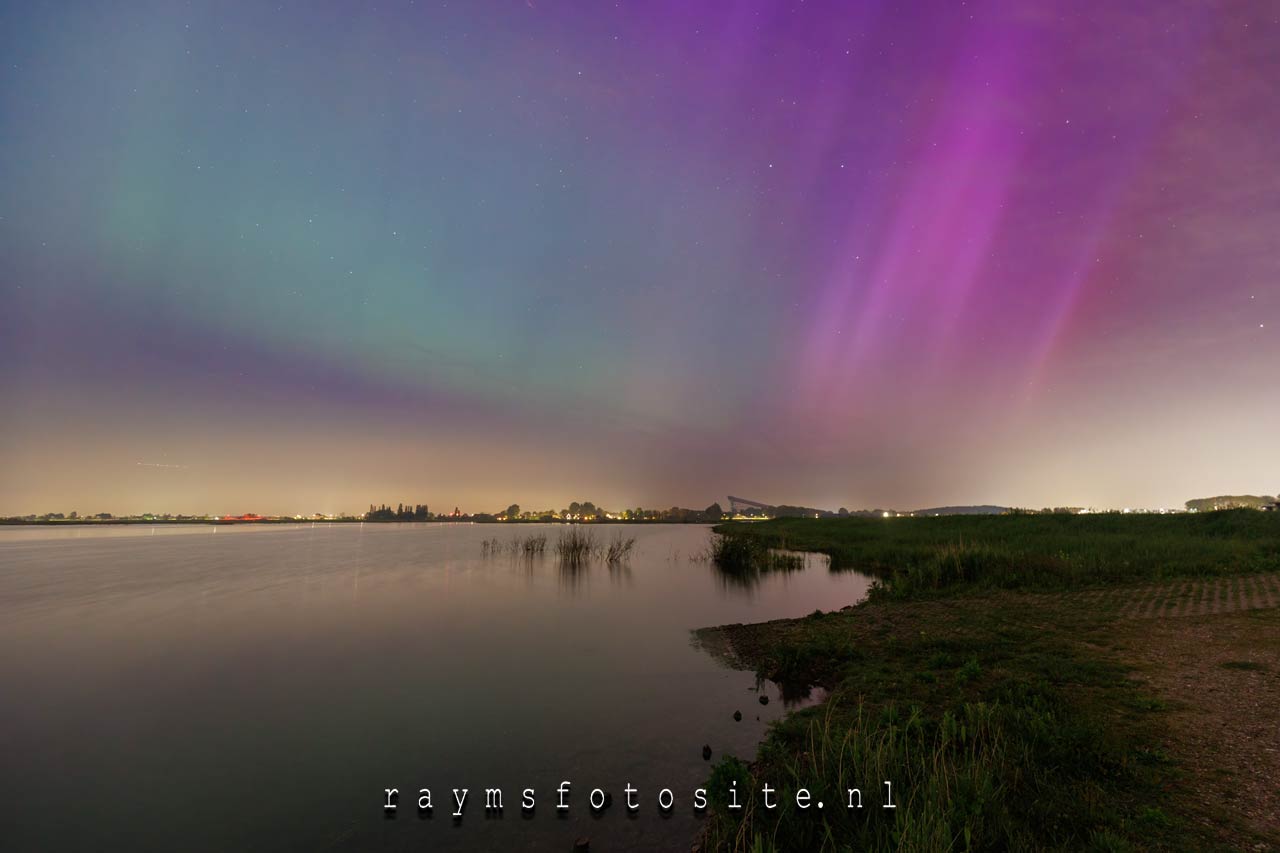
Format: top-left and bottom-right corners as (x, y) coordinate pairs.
(709, 560), (798, 595)
(764, 675), (828, 707)
(480, 528), (643, 598)
(0, 523), (872, 853)
(557, 556), (590, 595)
(607, 560), (634, 587)
(706, 548), (827, 596)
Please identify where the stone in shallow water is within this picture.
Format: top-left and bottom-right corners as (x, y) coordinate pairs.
(759, 694), (769, 705)
(733, 710), (742, 721)
(702, 744), (712, 761)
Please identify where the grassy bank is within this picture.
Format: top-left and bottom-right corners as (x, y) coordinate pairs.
(699, 512), (1280, 851)
(712, 510), (1280, 600)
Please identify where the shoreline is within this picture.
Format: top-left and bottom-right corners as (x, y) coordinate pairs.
(695, 578), (1280, 851)
(692, 515), (1280, 851)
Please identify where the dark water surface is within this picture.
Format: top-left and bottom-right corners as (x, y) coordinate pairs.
(0, 523), (872, 851)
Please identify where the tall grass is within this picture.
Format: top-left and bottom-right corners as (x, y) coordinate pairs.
(705, 655), (1175, 852)
(699, 511), (1277, 851)
(604, 533), (636, 565)
(556, 528), (598, 566)
(481, 533), (547, 557)
(710, 533), (806, 575)
(519, 533), (547, 556)
(705, 700), (1015, 851)
(487, 528), (634, 567)
(715, 510), (1280, 598)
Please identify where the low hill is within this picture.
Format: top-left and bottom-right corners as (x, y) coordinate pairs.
(1186, 495), (1276, 512)
(912, 504), (1009, 516)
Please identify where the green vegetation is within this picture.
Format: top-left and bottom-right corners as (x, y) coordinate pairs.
(710, 533), (806, 576)
(703, 600), (1185, 851)
(700, 511), (1280, 852)
(712, 510), (1280, 600)
(701, 533), (807, 593)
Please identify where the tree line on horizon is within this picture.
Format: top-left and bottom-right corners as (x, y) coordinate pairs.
(1184, 494), (1277, 512)
(361, 501), (728, 523)
(10, 494), (1277, 526)
(364, 503), (431, 521)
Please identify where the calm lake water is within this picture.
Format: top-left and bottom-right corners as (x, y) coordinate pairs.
(0, 523), (872, 852)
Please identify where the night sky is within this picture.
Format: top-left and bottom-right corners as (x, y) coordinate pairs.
(1, 0), (1276, 515)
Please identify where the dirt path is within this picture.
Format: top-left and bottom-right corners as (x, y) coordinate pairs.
(1102, 578), (1280, 849)
(1061, 573), (1280, 619)
(707, 574), (1280, 848)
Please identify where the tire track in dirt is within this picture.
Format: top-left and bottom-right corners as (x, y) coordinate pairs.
(1109, 573), (1280, 620)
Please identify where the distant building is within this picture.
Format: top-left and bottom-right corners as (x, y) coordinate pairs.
(727, 495), (774, 518)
